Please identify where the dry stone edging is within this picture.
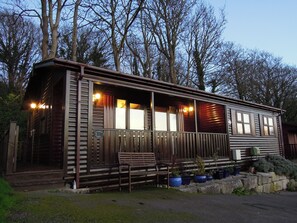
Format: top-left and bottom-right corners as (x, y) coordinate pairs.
(178, 172), (290, 194)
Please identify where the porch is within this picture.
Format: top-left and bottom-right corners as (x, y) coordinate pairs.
(89, 129), (229, 170)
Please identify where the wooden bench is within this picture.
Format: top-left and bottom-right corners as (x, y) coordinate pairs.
(118, 152), (169, 192)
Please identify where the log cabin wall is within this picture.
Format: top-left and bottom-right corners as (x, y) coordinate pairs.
(65, 71), (91, 175)
(228, 105), (281, 160)
(22, 71), (64, 168)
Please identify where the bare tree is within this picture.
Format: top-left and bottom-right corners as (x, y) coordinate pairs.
(147, 0), (193, 84)
(58, 26), (110, 67)
(191, 2), (226, 91)
(71, 0), (81, 61)
(0, 11), (39, 96)
(125, 8), (155, 78)
(84, 0), (144, 72)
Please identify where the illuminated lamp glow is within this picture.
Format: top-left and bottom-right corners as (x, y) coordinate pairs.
(30, 103), (37, 109)
(189, 106), (194, 112)
(93, 93), (101, 101)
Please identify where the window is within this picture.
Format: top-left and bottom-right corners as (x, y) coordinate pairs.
(263, 116), (275, 136)
(155, 111), (167, 131)
(154, 106), (177, 131)
(169, 113), (177, 131)
(115, 99), (126, 129)
(130, 103), (144, 130)
(116, 100), (145, 130)
(236, 111), (251, 134)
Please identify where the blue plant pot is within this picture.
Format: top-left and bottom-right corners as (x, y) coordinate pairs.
(169, 176), (182, 187)
(206, 175), (213, 181)
(194, 175), (207, 183)
(233, 166), (241, 175)
(181, 176), (192, 185)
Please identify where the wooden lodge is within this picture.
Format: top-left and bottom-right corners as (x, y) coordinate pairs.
(1, 58), (284, 190)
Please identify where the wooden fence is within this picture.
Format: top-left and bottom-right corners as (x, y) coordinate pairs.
(0, 122), (19, 174)
(284, 144), (297, 160)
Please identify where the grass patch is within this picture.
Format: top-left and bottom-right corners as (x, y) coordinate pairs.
(0, 178), (17, 222)
(232, 187), (253, 196)
(7, 188), (197, 223)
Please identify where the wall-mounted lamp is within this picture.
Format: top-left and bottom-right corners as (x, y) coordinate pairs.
(92, 93), (101, 102)
(30, 102), (37, 109)
(30, 102), (49, 110)
(183, 106), (194, 113)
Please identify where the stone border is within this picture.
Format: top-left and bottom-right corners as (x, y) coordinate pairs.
(177, 172), (290, 194)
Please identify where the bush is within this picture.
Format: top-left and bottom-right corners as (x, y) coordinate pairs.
(253, 155), (297, 180)
(0, 178), (16, 221)
(287, 179), (297, 191)
(253, 158), (274, 172)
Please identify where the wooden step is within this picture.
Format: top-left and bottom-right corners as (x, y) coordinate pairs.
(5, 170), (65, 191)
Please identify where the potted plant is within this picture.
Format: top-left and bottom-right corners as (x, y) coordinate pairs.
(181, 172), (192, 185)
(233, 162), (241, 176)
(169, 168), (182, 187)
(206, 170), (214, 181)
(194, 156), (207, 183)
(169, 156), (182, 187)
(212, 151), (224, 179)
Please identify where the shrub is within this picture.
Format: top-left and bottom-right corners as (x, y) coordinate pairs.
(287, 179), (297, 191)
(253, 155), (297, 180)
(253, 158), (274, 172)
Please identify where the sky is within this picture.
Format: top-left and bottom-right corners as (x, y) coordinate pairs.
(206, 0), (297, 67)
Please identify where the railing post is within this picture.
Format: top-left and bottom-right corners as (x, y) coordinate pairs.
(6, 122), (19, 174)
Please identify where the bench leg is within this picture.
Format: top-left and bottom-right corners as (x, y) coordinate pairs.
(129, 167), (131, 192)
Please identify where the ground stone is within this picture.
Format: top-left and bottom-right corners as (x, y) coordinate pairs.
(197, 183), (221, 194)
(241, 175), (258, 190)
(220, 179), (243, 194)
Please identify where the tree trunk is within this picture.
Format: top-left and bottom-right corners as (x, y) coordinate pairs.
(41, 0), (49, 60)
(71, 0), (81, 61)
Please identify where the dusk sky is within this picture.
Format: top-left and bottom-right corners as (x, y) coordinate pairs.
(207, 0), (297, 66)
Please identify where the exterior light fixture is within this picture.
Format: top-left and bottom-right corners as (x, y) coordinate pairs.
(183, 106), (194, 113)
(92, 93), (101, 102)
(30, 103), (37, 109)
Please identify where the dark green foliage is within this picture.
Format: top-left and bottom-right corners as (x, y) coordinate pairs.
(287, 179), (297, 191)
(0, 178), (16, 221)
(253, 155), (297, 180)
(232, 187), (252, 196)
(253, 158), (274, 173)
(0, 93), (28, 141)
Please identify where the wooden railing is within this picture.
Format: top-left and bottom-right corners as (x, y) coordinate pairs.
(90, 129), (229, 167)
(284, 144), (297, 159)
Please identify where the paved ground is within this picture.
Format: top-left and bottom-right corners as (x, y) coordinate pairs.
(9, 189), (297, 223)
(144, 191), (297, 223)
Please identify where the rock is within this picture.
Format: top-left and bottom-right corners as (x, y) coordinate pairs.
(241, 175), (258, 190)
(220, 179), (243, 194)
(257, 172), (272, 185)
(197, 183), (221, 194)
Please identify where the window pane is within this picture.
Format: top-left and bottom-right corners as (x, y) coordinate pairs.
(117, 99), (126, 108)
(155, 112), (167, 131)
(237, 123), (243, 134)
(268, 117), (273, 126)
(264, 126), (269, 135)
(244, 124), (251, 134)
(130, 109), (144, 130)
(263, 117), (267, 125)
(243, 113), (250, 123)
(116, 108), (126, 129)
(237, 112), (242, 122)
(169, 113), (177, 131)
(269, 127), (274, 135)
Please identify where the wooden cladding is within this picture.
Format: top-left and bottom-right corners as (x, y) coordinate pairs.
(197, 102), (226, 133)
